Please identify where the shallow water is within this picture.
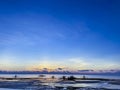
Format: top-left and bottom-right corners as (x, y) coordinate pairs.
(0, 88), (21, 90)
(0, 74), (120, 90)
(0, 74), (120, 79)
(42, 82), (120, 89)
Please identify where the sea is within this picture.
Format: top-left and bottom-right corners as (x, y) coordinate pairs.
(0, 74), (120, 90)
(0, 74), (120, 79)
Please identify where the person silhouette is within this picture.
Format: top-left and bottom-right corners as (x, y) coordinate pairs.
(14, 75), (17, 79)
(83, 75), (86, 79)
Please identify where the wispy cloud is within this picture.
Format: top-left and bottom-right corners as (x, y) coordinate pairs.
(0, 15), (69, 46)
(0, 54), (120, 71)
(0, 14), (93, 46)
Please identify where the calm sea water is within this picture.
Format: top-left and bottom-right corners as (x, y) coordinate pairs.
(0, 74), (120, 79)
(0, 89), (21, 90)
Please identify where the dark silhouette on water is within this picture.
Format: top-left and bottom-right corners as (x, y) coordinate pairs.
(14, 75), (17, 79)
(68, 76), (76, 80)
(51, 76), (55, 79)
(39, 74), (45, 77)
(83, 75), (86, 79)
(62, 76), (66, 80)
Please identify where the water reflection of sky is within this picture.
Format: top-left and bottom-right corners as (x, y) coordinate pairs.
(0, 74), (120, 89)
(0, 88), (21, 90)
(0, 74), (120, 79)
(42, 82), (120, 89)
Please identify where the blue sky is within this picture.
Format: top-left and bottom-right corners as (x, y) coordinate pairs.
(0, 0), (120, 71)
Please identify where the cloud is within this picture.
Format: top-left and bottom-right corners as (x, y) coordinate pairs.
(0, 29), (67, 47)
(78, 70), (94, 72)
(0, 32), (35, 46)
(57, 68), (63, 70)
(0, 14), (93, 47)
(0, 15), (70, 46)
(26, 57), (90, 71)
(0, 50), (120, 71)
(16, 55), (119, 72)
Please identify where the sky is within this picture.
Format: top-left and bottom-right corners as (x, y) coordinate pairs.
(0, 0), (120, 71)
